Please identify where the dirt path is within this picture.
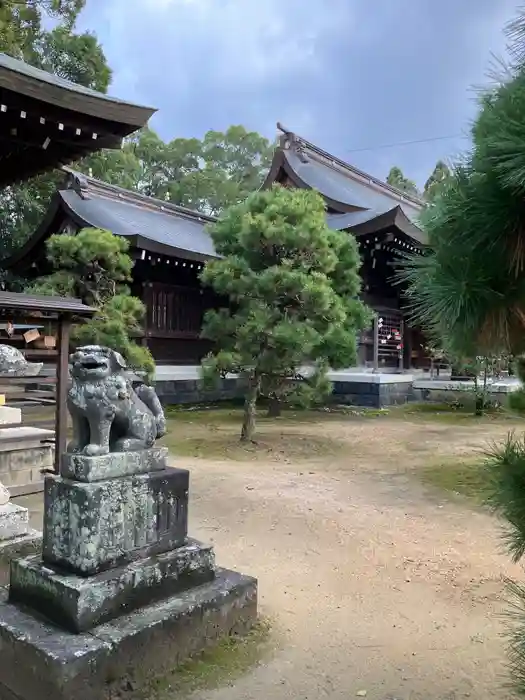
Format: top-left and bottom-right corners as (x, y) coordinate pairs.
(17, 416), (523, 699)
(183, 418), (522, 700)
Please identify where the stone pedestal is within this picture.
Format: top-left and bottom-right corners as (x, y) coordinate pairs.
(11, 539), (216, 632)
(0, 569), (256, 700)
(43, 460), (189, 575)
(0, 444), (257, 699)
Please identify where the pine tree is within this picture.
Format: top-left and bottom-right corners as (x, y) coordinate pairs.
(200, 186), (370, 441)
(30, 228), (154, 378)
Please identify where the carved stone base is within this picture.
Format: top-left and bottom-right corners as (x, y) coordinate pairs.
(0, 569), (257, 700)
(43, 469), (189, 576)
(10, 539), (215, 632)
(60, 446), (169, 482)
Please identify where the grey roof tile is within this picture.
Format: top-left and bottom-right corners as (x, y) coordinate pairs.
(285, 150), (422, 223)
(60, 189), (218, 260)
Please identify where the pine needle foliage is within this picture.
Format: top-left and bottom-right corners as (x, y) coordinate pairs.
(484, 433), (525, 563)
(402, 9), (525, 695)
(201, 185), (370, 441)
(400, 39), (525, 357)
(503, 579), (525, 696)
(30, 227), (154, 378)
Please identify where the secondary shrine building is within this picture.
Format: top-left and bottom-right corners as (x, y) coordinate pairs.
(3, 122), (428, 370)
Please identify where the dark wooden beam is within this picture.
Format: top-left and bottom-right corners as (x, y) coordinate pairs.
(54, 315), (71, 474)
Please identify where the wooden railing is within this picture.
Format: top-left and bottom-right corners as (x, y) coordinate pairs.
(143, 282), (207, 337)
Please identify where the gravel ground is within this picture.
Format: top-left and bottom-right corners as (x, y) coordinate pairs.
(17, 417), (524, 699)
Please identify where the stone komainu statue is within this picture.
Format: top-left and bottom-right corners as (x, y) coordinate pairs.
(67, 345), (166, 456)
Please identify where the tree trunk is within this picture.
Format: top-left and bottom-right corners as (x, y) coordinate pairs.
(266, 396), (281, 418)
(475, 395), (484, 416)
(241, 378), (260, 442)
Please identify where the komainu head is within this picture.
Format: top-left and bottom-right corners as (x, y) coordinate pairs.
(69, 345), (127, 382)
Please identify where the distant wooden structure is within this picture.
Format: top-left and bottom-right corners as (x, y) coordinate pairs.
(262, 124), (428, 370)
(4, 121), (428, 370)
(0, 292), (94, 478)
(5, 168), (219, 364)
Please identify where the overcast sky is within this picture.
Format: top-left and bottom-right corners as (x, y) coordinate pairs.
(79, 0), (520, 188)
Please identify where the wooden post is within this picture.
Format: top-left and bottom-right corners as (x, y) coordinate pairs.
(54, 315), (71, 474)
(372, 316), (379, 372)
(398, 319), (405, 372)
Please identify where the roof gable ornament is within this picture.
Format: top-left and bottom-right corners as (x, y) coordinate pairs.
(64, 170), (90, 200)
(276, 122), (309, 163)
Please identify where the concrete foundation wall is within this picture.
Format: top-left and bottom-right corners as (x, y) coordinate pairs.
(155, 378), (242, 405)
(154, 374), (415, 409)
(331, 380), (415, 408)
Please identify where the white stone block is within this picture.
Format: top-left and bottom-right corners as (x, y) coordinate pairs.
(0, 502), (28, 541)
(0, 406), (21, 425)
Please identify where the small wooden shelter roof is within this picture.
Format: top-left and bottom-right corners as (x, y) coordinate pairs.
(0, 291), (94, 317)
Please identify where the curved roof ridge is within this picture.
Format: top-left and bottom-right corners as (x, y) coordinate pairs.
(0, 52), (157, 116)
(62, 167), (217, 225)
(276, 123), (425, 209)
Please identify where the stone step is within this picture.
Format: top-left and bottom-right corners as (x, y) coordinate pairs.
(0, 427), (54, 452)
(0, 567), (257, 700)
(10, 539), (215, 632)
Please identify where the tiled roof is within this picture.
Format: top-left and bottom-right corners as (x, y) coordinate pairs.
(0, 53), (156, 124)
(60, 171), (218, 261)
(263, 124), (426, 244)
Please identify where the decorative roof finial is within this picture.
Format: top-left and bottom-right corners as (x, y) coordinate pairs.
(276, 122), (296, 149)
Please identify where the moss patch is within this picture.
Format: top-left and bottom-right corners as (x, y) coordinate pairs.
(127, 618), (273, 699)
(393, 402), (518, 425)
(160, 408), (353, 461)
(161, 420), (344, 462)
(417, 456), (493, 504)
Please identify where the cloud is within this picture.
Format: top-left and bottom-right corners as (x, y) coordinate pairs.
(78, 0), (521, 186)
(81, 0), (352, 134)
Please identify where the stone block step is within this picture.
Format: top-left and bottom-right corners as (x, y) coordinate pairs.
(0, 503), (28, 541)
(0, 568), (257, 700)
(10, 539), (215, 632)
(0, 407), (20, 426)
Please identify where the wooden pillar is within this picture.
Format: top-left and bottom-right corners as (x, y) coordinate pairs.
(404, 322), (413, 370)
(54, 315), (71, 474)
(372, 316), (379, 372)
(399, 319), (405, 372)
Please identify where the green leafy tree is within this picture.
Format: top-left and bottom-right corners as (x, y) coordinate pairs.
(423, 160), (451, 202)
(386, 166), (420, 197)
(29, 227), (154, 378)
(200, 186), (370, 442)
(0, 1), (85, 62)
(78, 125), (274, 216)
(36, 25), (111, 92)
